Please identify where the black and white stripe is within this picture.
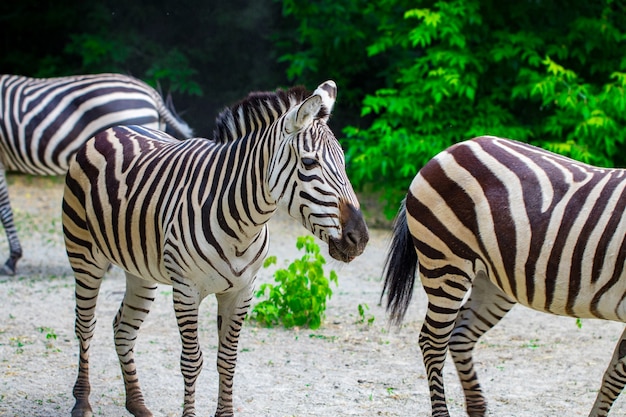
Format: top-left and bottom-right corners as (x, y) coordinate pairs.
(0, 73), (193, 275)
(63, 81), (369, 417)
(383, 136), (626, 417)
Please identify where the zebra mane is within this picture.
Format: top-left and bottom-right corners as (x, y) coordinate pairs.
(211, 85), (328, 143)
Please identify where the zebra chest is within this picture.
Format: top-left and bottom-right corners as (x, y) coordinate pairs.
(157, 228), (270, 296)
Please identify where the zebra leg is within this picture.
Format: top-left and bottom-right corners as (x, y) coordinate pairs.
(449, 273), (516, 417)
(589, 327), (626, 417)
(0, 167), (21, 275)
(419, 272), (473, 417)
(64, 175), (111, 417)
(214, 288), (253, 417)
(70, 262), (110, 417)
(172, 278), (204, 417)
(114, 273), (158, 417)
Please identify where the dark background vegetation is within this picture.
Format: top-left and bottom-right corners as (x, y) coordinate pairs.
(1, 0), (625, 216)
(0, 0), (287, 137)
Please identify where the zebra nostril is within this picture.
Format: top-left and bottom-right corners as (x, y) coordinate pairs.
(345, 230), (358, 247)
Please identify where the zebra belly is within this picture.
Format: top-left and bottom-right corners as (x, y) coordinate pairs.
(496, 267), (626, 323)
(88, 218), (270, 299)
(101, 243), (264, 298)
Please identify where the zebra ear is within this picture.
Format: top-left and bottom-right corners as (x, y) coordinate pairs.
(284, 80), (337, 134)
(284, 94), (322, 134)
(312, 80), (337, 118)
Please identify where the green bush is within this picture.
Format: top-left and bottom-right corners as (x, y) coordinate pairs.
(276, 0), (626, 217)
(250, 236), (338, 330)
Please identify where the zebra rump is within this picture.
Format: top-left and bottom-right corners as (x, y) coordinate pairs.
(383, 135), (626, 417)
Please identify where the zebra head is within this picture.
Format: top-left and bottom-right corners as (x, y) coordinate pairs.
(270, 80), (369, 263)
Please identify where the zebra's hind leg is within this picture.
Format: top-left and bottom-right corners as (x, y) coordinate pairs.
(420, 271), (473, 417)
(449, 272), (515, 417)
(589, 327), (626, 417)
(64, 173), (110, 417)
(172, 277), (204, 417)
(114, 273), (158, 417)
(68, 258), (110, 417)
(214, 288), (253, 417)
(0, 167), (21, 275)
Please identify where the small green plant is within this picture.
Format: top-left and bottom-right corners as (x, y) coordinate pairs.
(576, 318), (583, 329)
(250, 235), (338, 330)
(356, 303), (375, 326)
(523, 338), (541, 349)
(37, 326), (57, 341)
(37, 326), (60, 351)
(9, 336), (33, 353)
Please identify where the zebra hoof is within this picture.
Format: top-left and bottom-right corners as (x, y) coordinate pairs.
(0, 260), (16, 276)
(71, 404), (93, 417)
(126, 402), (154, 417)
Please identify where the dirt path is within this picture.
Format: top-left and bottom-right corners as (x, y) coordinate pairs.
(0, 175), (625, 416)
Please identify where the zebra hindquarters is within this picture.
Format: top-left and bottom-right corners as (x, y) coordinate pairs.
(63, 172), (111, 417)
(402, 184), (481, 417)
(590, 327), (626, 417)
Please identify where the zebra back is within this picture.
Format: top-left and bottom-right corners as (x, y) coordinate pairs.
(0, 73), (192, 176)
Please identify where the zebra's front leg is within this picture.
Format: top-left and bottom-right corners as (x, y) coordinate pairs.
(449, 273), (515, 417)
(0, 168), (21, 275)
(214, 287), (253, 417)
(173, 278), (204, 417)
(420, 273), (472, 417)
(114, 273), (158, 417)
(589, 327), (626, 417)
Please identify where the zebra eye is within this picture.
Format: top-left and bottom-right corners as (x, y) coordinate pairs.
(301, 157), (319, 168)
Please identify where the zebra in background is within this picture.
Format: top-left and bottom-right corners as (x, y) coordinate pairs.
(0, 73), (193, 275)
(63, 81), (369, 417)
(382, 136), (626, 417)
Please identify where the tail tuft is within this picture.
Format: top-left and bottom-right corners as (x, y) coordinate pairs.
(163, 92), (194, 138)
(381, 198), (418, 326)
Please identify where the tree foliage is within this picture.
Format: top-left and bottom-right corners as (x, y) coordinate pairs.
(277, 0), (626, 216)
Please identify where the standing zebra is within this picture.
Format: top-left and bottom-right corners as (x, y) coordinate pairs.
(383, 136), (626, 417)
(62, 81), (369, 417)
(0, 73), (193, 275)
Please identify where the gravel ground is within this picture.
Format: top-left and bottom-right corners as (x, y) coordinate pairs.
(1, 175), (626, 417)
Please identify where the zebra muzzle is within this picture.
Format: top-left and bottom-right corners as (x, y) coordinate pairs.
(328, 203), (369, 263)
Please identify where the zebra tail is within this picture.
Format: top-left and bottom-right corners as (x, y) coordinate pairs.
(158, 93), (193, 139)
(381, 198), (418, 326)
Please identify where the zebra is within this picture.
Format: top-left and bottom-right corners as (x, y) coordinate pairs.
(62, 80), (369, 417)
(0, 73), (193, 275)
(382, 135), (626, 417)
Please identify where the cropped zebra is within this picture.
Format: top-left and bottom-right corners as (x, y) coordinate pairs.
(0, 73), (193, 275)
(62, 80), (369, 417)
(383, 136), (626, 417)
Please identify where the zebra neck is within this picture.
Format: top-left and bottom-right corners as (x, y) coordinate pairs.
(199, 131), (282, 244)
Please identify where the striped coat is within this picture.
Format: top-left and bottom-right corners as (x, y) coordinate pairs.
(383, 136), (626, 417)
(63, 81), (369, 417)
(0, 73), (192, 274)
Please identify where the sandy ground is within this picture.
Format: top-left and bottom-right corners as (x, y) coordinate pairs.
(1, 175), (626, 417)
